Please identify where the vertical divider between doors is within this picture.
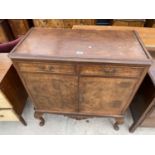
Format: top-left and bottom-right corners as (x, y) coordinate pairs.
(77, 63), (80, 113)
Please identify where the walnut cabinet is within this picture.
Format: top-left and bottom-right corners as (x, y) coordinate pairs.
(9, 28), (151, 130)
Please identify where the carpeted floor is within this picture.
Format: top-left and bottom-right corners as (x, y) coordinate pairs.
(0, 98), (155, 135)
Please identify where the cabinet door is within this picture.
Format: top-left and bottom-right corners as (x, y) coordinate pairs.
(22, 73), (78, 113)
(79, 77), (136, 115)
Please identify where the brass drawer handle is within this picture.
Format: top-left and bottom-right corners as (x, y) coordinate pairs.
(48, 66), (54, 71)
(0, 115), (4, 118)
(39, 66), (54, 71)
(102, 68), (116, 74)
(119, 82), (131, 87)
(38, 66), (46, 70)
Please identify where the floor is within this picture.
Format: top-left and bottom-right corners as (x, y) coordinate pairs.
(0, 99), (155, 135)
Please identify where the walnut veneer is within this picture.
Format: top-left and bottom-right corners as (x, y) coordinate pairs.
(9, 28), (151, 130)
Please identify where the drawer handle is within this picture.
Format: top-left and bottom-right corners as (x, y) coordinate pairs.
(0, 115), (4, 118)
(39, 66), (46, 70)
(48, 66), (54, 71)
(102, 68), (116, 74)
(39, 66), (54, 71)
(119, 82), (131, 87)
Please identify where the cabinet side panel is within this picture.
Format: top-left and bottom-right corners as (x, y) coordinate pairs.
(1, 66), (28, 115)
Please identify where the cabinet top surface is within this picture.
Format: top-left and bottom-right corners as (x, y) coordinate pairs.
(0, 53), (12, 83)
(9, 28), (151, 64)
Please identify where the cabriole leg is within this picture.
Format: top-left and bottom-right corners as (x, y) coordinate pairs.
(34, 112), (45, 126)
(113, 117), (124, 131)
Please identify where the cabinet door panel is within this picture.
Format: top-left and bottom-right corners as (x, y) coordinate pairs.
(23, 73), (78, 113)
(79, 77), (136, 115)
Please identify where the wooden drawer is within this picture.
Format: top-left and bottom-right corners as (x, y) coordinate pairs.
(17, 62), (76, 74)
(79, 64), (142, 78)
(0, 91), (12, 108)
(0, 109), (19, 121)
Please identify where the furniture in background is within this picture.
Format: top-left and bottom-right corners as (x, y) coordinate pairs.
(33, 19), (96, 28)
(96, 19), (112, 25)
(112, 19), (145, 27)
(152, 20), (155, 27)
(1, 19), (154, 43)
(8, 20), (31, 38)
(129, 50), (155, 132)
(0, 53), (28, 125)
(72, 25), (155, 52)
(1, 19), (153, 43)
(9, 28), (151, 130)
(0, 20), (14, 43)
(144, 19), (155, 27)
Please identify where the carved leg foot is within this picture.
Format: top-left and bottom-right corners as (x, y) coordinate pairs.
(34, 112), (45, 126)
(113, 117), (124, 131)
(113, 122), (119, 130)
(19, 116), (27, 126)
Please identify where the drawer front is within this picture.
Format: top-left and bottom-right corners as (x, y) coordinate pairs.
(17, 62), (76, 74)
(0, 109), (19, 121)
(79, 64), (142, 78)
(0, 91), (12, 108)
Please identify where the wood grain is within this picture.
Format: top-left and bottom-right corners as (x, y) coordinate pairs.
(79, 77), (137, 115)
(79, 64), (143, 78)
(8, 19), (30, 38)
(73, 25), (155, 52)
(9, 28), (151, 129)
(112, 20), (145, 27)
(0, 20), (14, 43)
(0, 25), (9, 43)
(9, 28), (151, 65)
(17, 62), (76, 75)
(22, 72), (78, 112)
(33, 19), (96, 28)
(0, 53), (12, 83)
